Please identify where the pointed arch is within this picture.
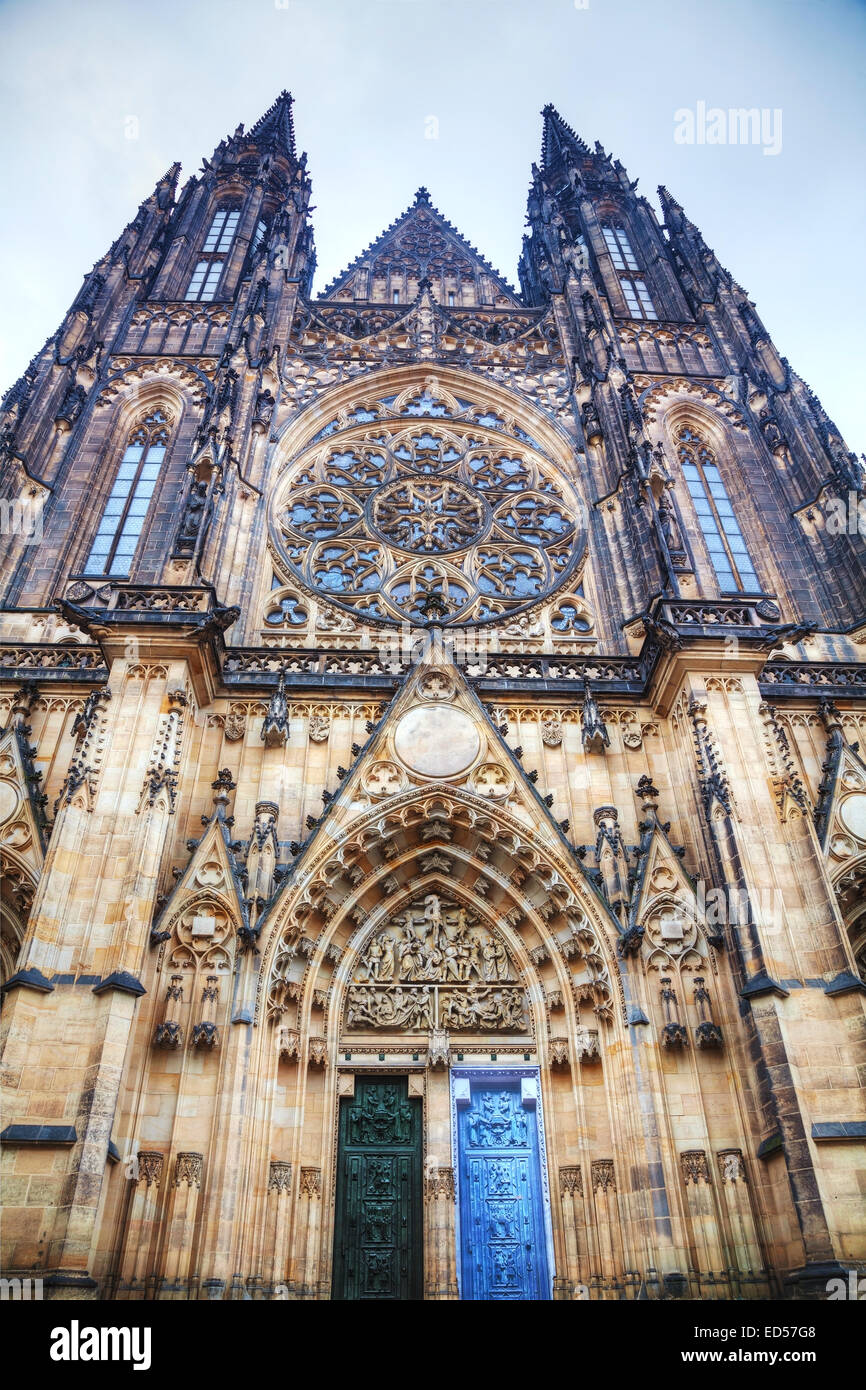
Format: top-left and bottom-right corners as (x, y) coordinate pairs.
(256, 783), (626, 1059)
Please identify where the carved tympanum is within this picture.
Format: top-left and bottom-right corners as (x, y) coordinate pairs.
(345, 892), (527, 1032)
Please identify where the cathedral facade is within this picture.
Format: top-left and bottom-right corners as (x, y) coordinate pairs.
(0, 94), (864, 1302)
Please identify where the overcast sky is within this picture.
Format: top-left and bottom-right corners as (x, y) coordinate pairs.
(2, 0), (864, 448)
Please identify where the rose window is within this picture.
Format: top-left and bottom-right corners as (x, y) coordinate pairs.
(372, 479), (484, 554)
(270, 385), (587, 625)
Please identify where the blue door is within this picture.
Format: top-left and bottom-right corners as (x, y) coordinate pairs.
(456, 1080), (551, 1300)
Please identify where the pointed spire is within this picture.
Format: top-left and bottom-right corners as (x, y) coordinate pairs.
(540, 104), (591, 167)
(248, 90), (297, 159)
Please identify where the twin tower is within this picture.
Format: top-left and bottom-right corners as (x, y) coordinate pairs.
(0, 92), (864, 1301)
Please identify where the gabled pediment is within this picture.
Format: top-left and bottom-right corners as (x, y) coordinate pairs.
(627, 819), (713, 971)
(319, 189), (522, 307)
(816, 735), (866, 857)
(256, 646), (623, 980)
(152, 810), (249, 957)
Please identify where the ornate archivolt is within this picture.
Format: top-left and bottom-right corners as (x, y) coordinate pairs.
(260, 368), (592, 641)
(256, 780), (625, 1070)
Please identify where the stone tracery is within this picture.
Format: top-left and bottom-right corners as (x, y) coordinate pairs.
(270, 384), (586, 625)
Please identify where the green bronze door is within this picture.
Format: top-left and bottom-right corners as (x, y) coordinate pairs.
(332, 1077), (423, 1301)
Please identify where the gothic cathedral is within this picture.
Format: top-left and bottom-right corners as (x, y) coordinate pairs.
(1, 94), (864, 1303)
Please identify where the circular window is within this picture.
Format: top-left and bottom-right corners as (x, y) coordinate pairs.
(270, 387), (586, 626)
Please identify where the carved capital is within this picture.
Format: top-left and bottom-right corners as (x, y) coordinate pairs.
(591, 1159), (616, 1193)
(680, 1149), (711, 1185)
(300, 1166), (322, 1198)
(559, 1165), (583, 1196)
(425, 1166), (456, 1201)
(717, 1149), (747, 1184)
(137, 1150), (164, 1187)
(268, 1160), (292, 1194)
(174, 1152), (203, 1188)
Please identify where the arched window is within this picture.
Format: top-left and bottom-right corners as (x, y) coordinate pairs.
(602, 223), (658, 320)
(185, 206), (240, 301)
(676, 426), (759, 593)
(85, 409), (170, 576)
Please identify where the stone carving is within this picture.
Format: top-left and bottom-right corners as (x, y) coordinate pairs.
(550, 1037), (570, 1067)
(268, 1160), (292, 1194)
(224, 710), (246, 742)
(471, 763), (513, 799)
(277, 1026), (300, 1063)
(574, 1025), (600, 1062)
(680, 1150), (711, 1185)
(717, 1149), (747, 1184)
(426, 1027), (451, 1068)
(174, 1152), (203, 1188)
(580, 679), (610, 752)
(352, 895), (513, 985)
(308, 712), (330, 742)
(418, 670), (455, 701)
(347, 985), (435, 1030)
(559, 1166), (583, 1196)
(541, 716), (563, 747)
(308, 1037), (328, 1067)
(362, 760), (405, 798)
(425, 1166), (456, 1200)
(591, 1159), (616, 1193)
(137, 1151), (164, 1187)
(261, 669), (289, 747)
(174, 479), (211, 557)
(440, 988), (525, 1031)
(300, 1167), (322, 1198)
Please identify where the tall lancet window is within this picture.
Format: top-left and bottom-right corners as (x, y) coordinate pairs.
(676, 426), (759, 593)
(85, 410), (170, 576)
(602, 223), (658, 320)
(185, 206), (240, 301)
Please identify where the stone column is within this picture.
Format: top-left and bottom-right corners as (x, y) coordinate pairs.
(298, 1167), (322, 1299)
(680, 1150), (725, 1300)
(267, 1160), (293, 1297)
(161, 1152), (203, 1295)
(590, 1159), (621, 1298)
(717, 1149), (769, 1298)
(120, 1150), (164, 1296)
(425, 1166), (458, 1300)
(556, 1166), (585, 1298)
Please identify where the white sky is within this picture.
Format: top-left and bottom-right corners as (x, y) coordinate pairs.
(1, 0), (864, 449)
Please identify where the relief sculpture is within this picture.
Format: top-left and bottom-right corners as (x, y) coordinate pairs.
(345, 893), (527, 1032)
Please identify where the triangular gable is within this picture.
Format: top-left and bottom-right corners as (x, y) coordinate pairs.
(815, 733), (866, 855)
(260, 643), (618, 937)
(625, 815), (716, 969)
(319, 188), (522, 306)
(152, 809), (249, 952)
